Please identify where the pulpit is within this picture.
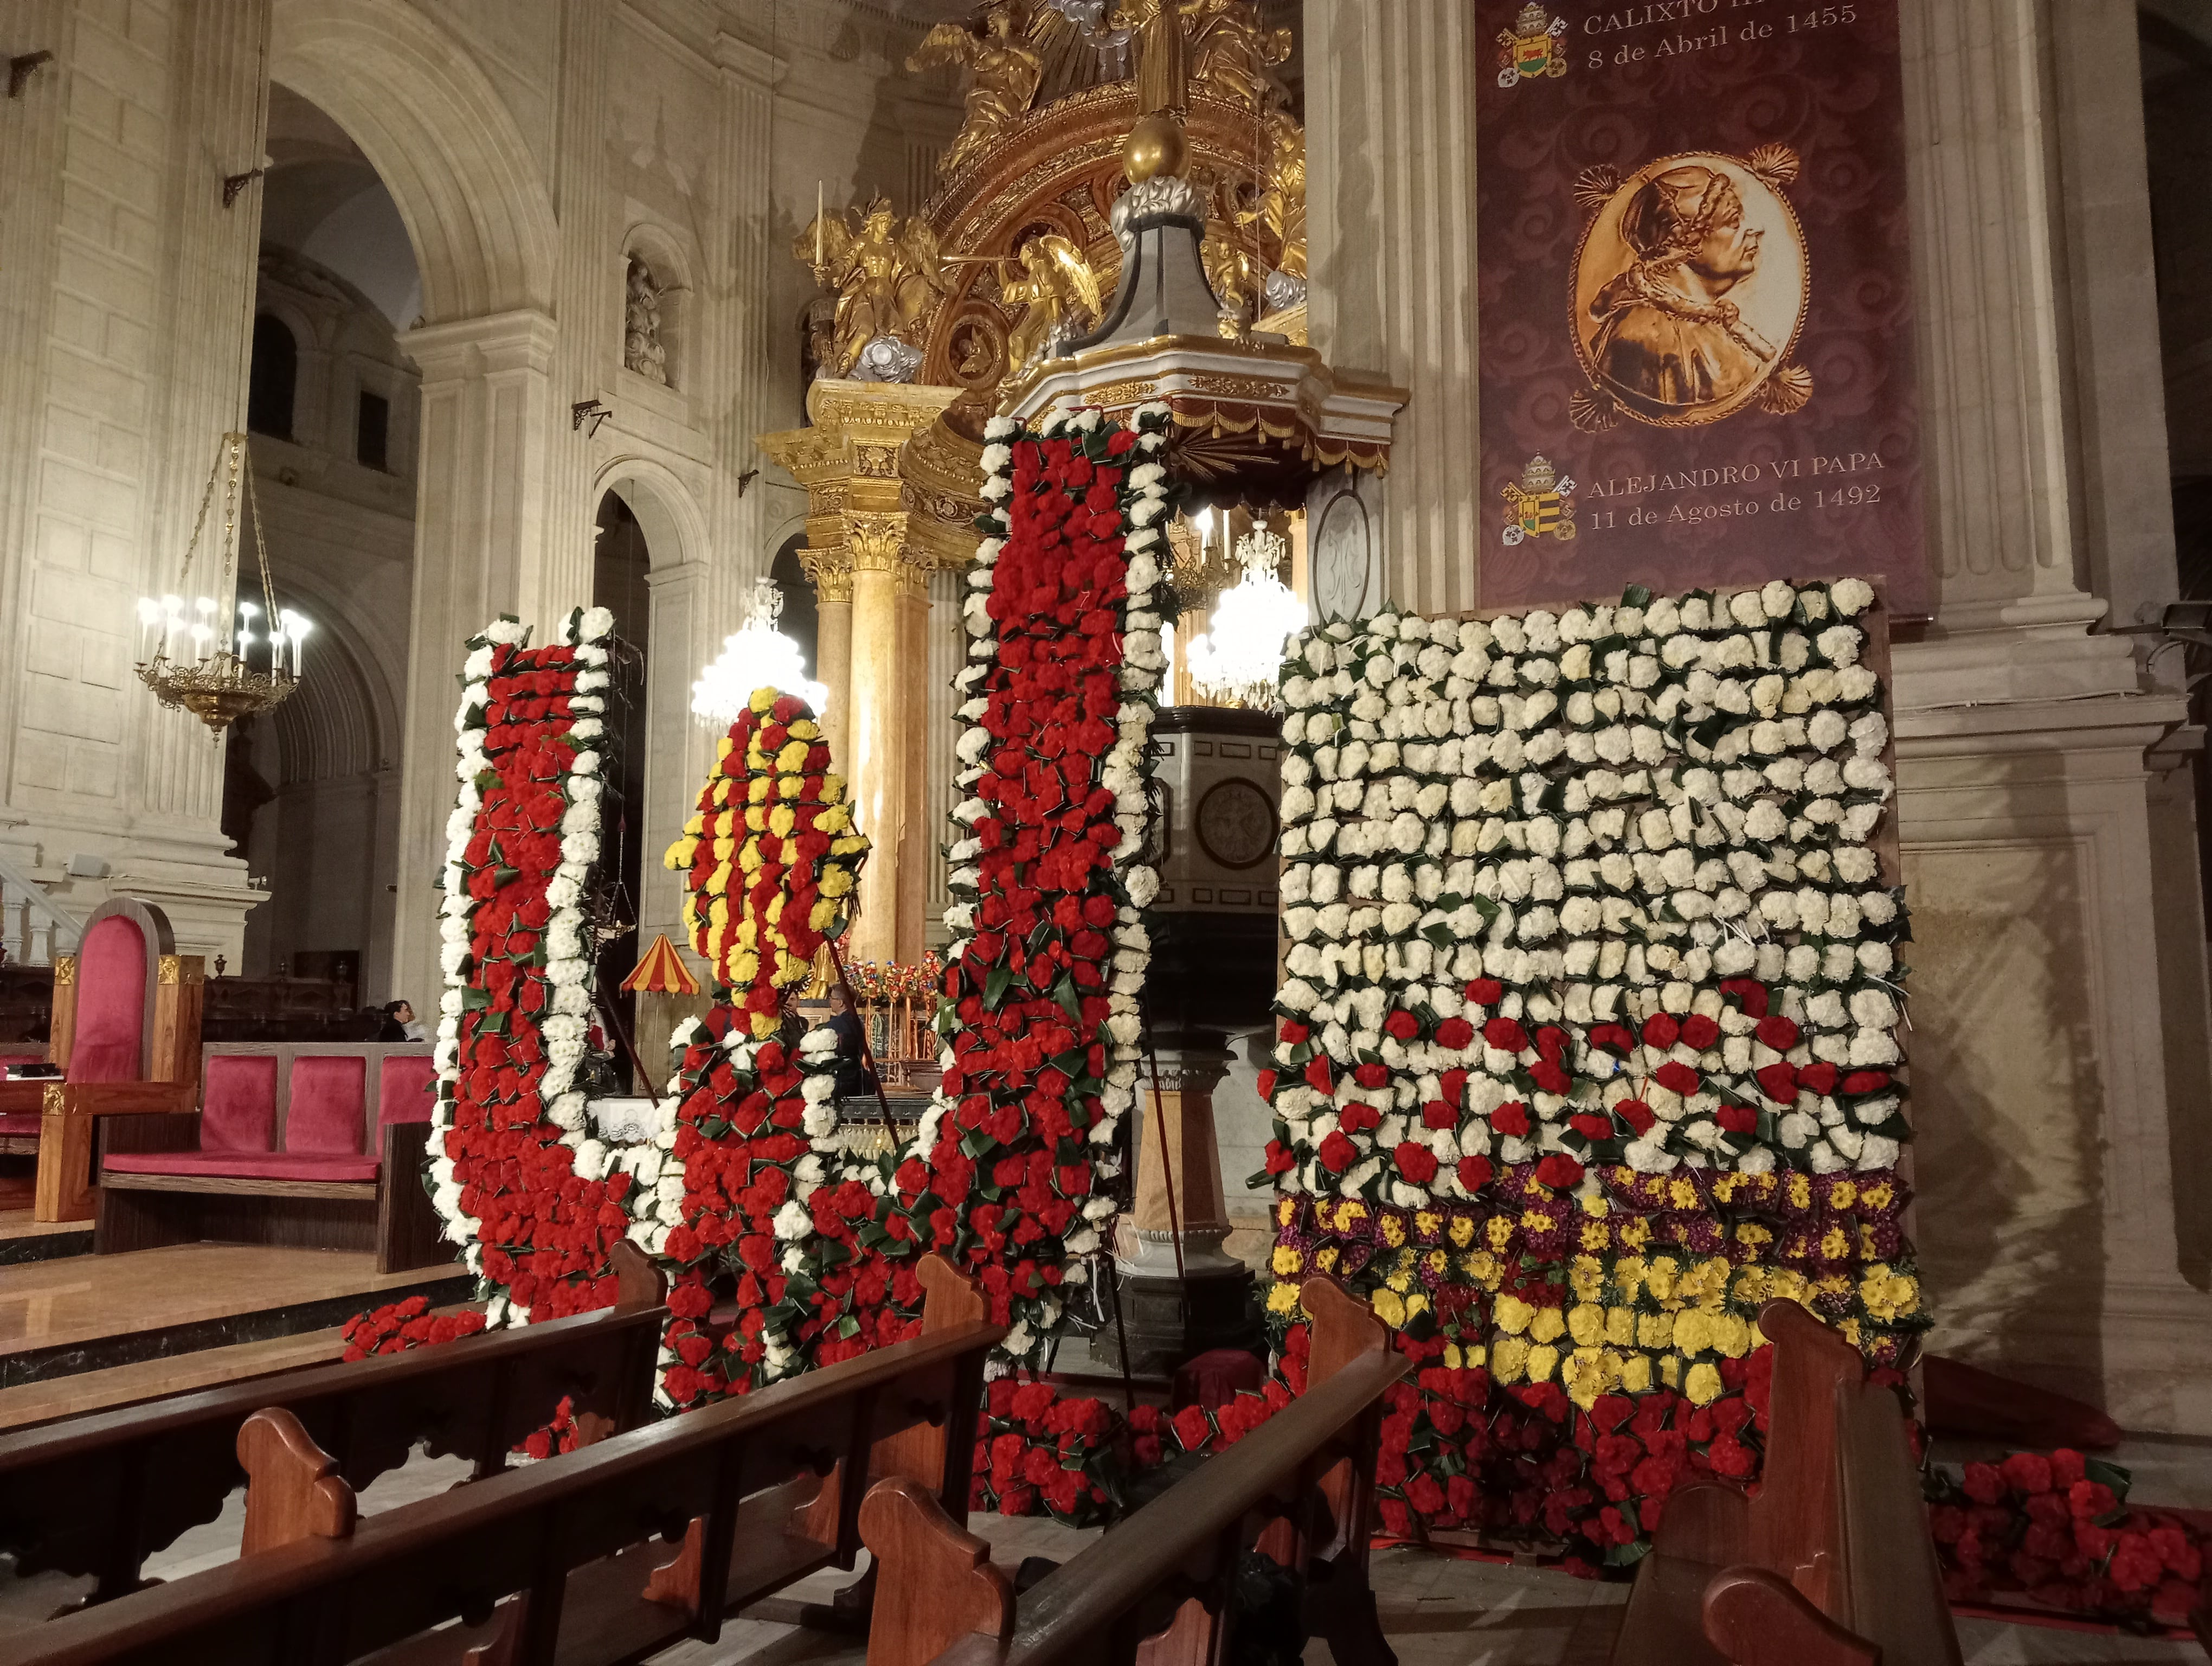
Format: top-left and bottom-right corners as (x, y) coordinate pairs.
(0, 898), (202, 1222)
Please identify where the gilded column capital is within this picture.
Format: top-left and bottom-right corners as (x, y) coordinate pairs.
(799, 546), (854, 605)
(847, 512), (909, 574)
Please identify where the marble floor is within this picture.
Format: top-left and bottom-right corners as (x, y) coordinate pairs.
(0, 1242), (448, 1360)
(2, 1438), (2203, 1661)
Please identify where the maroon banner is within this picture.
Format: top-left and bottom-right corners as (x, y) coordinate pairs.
(1476, 1), (1926, 614)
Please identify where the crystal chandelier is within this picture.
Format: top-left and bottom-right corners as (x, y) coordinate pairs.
(1185, 517), (1306, 710)
(692, 575), (828, 722)
(1167, 507), (1238, 612)
(135, 432), (306, 738)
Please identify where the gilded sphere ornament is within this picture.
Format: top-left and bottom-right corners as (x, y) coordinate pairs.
(1122, 111), (1189, 183)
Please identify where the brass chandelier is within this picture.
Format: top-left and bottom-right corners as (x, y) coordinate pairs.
(134, 432), (307, 738)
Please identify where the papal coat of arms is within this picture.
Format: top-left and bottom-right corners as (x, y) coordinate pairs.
(1500, 455), (1576, 547)
(1496, 3), (1568, 87)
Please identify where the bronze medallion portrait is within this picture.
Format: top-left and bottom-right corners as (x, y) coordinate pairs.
(1569, 146), (1813, 432)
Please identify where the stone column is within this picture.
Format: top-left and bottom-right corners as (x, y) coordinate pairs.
(1885, 0), (2212, 1431)
(924, 566), (964, 943)
(1301, 0), (1478, 618)
(1094, 1043), (1255, 1376)
(846, 512), (907, 966)
(895, 562), (933, 963)
(390, 309), (559, 1010)
(807, 552), (855, 770)
(757, 380), (956, 967)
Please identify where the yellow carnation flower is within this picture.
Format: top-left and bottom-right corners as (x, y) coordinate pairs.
(1567, 1303), (1606, 1347)
(1529, 1306), (1566, 1345)
(1526, 1344), (1560, 1383)
(1619, 1353), (1654, 1393)
(1494, 1293), (1534, 1335)
(1684, 1362), (1724, 1406)
(1491, 1335), (1531, 1383)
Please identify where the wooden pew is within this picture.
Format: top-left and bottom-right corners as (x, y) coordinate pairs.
(0, 1254), (999, 1665)
(1613, 1299), (1962, 1666)
(860, 1276), (1411, 1666)
(0, 1242), (665, 1609)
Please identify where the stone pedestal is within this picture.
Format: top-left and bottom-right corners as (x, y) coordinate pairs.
(1092, 1043), (1258, 1377)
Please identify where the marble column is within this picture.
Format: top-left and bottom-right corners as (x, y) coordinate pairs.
(846, 512), (906, 966)
(1301, 0), (1478, 618)
(895, 564), (933, 964)
(1095, 1043), (1255, 1376)
(391, 309), (559, 1011)
(807, 552), (855, 780)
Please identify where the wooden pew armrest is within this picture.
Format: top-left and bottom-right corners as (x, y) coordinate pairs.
(99, 1111), (203, 1157)
(1653, 1476), (1753, 1567)
(1702, 1566), (1877, 1666)
(49, 1082), (196, 1117)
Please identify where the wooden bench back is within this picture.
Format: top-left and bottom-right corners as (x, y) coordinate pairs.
(1746, 1298), (1864, 1609)
(862, 1274), (1409, 1666)
(0, 1255), (1001, 1666)
(1696, 1301), (1962, 1666)
(0, 1242), (665, 1605)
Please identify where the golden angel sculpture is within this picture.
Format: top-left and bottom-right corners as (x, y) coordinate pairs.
(794, 197), (949, 380)
(995, 234), (1104, 371)
(1189, 0), (1291, 110)
(907, 2), (1046, 178)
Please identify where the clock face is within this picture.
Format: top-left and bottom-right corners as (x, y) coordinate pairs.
(1313, 487), (1371, 622)
(1194, 778), (1279, 870)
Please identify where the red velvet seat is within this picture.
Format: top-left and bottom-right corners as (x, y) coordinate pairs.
(100, 1150), (382, 1183)
(0, 1112), (39, 1139)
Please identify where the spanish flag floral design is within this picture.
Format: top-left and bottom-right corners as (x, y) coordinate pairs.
(665, 688), (870, 1039)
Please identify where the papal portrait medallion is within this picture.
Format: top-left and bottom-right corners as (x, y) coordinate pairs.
(1568, 145), (1813, 432)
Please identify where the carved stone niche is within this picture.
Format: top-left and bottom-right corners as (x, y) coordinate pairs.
(622, 253), (672, 389)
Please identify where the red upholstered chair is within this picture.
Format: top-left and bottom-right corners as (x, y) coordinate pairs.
(95, 1042), (451, 1273)
(0, 898), (202, 1222)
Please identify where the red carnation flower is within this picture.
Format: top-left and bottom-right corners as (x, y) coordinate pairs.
(1613, 1099), (1656, 1136)
(1754, 1014), (1801, 1051)
(1798, 1061), (1840, 1097)
(1317, 1130), (1359, 1173)
(1654, 1061), (1701, 1095)
(1353, 1062), (1389, 1090)
(1716, 1103), (1757, 1135)
(1569, 1112), (1614, 1142)
(1457, 1154), (1494, 1191)
(1489, 1101), (1532, 1137)
(1754, 1062), (1798, 1103)
(1435, 1016), (1474, 1049)
(1680, 1014), (1720, 1052)
(1483, 1016), (1528, 1053)
(1642, 1012), (1681, 1049)
(1421, 1100), (1458, 1130)
(1465, 977), (1504, 1006)
(1393, 1142), (1439, 1184)
(1534, 1154), (1585, 1190)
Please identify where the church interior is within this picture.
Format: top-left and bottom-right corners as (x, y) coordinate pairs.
(1, 0), (2211, 1661)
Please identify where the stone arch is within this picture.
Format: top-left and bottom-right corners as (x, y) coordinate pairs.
(269, 0), (556, 323)
(591, 456), (716, 963)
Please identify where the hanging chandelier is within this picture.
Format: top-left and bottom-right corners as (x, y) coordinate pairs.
(134, 432), (307, 738)
(692, 575), (828, 722)
(1185, 517), (1306, 710)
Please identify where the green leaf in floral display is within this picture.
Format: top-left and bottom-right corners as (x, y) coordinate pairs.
(983, 966), (1014, 1010)
(462, 985), (491, 1011)
(1604, 1539), (1651, 1568)
(960, 1127), (996, 1159)
(1621, 584), (1654, 609)
(837, 1314), (861, 1339)
(478, 1011), (508, 1034)
(2084, 1457), (2132, 1505)
(1053, 976), (1083, 1021)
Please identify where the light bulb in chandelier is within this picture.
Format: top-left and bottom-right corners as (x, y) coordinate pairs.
(1185, 517), (1305, 710)
(692, 574), (827, 722)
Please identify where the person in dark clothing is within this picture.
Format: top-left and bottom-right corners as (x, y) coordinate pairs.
(824, 985), (878, 1103)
